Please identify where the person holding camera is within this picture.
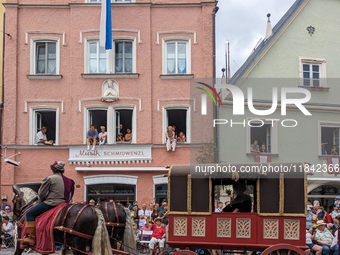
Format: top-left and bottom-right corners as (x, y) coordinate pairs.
(306, 227), (323, 255)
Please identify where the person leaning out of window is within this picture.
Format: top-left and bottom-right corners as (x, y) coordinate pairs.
(36, 127), (54, 145)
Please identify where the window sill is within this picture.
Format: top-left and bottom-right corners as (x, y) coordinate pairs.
(160, 74), (194, 79)
(246, 153), (278, 157)
(27, 74), (62, 80)
(318, 155), (340, 159)
(298, 86), (330, 91)
(81, 73), (139, 79)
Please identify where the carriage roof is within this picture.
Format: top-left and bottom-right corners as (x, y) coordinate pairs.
(168, 162), (307, 216)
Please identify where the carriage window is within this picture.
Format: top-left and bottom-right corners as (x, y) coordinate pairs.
(320, 126), (340, 155)
(34, 110), (57, 145)
(250, 122), (272, 153)
(87, 184), (135, 206)
(166, 109), (188, 142)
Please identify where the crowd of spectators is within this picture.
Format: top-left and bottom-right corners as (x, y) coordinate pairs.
(130, 200), (168, 253)
(0, 198), (15, 249)
(306, 199), (340, 255)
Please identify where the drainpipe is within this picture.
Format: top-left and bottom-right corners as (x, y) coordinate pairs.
(212, 5), (219, 162)
(0, 12), (5, 188)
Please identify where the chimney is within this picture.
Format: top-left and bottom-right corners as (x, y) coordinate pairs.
(265, 13), (273, 41)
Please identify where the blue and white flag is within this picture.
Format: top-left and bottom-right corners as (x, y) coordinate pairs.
(100, 0), (112, 50)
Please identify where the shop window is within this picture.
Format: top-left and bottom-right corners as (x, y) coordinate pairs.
(155, 184), (168, 205)
(33, 110), (57, 145)
(321, 126), (340, 155)
(87, 184), (135, 205)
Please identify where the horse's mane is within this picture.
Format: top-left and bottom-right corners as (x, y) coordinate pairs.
(19, 187), (38, 204)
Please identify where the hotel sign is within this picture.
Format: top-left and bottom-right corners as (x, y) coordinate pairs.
(68, 145), (152, 165)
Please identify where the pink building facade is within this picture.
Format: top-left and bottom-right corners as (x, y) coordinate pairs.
(1, 0), (215, 205)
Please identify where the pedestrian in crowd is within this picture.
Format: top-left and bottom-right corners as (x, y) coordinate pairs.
(335, 197), (340, 207)
(130, 201), (138, 211)
(315, 220), (338, 255)
(323, 206), (332, 224)
(89, 199), (95, 206)
(87, 125), (98, 151)
(159, 202), (169, 227)
(250, 140), (260, 153)
(133, 223), (141, 243)
(306, 227), (323, 255)
(0, 198), (11, 212)
(98, 126), (107, 145)
(313, 201), (324, 228)
(140, 223), (152, 241)
(165, 126), (176, 152)
(1, 216), (14, 248)
(215, 202), (223, 212)
(36, 126), (54, 145)
(138, 204), (151, 229)
(2, 207), (13, 222)
(157, 202), (163, 212)
(148, 203), (154, 212)
(145, 217), (166, 254)
(331, 145), (339, 155)
(306, 205), (314, 230)
(332, 205), (340, 228)
(151, 205), (159, 223)
(132, 203), (140, 227)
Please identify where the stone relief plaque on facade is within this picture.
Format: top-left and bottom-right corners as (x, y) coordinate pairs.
(101, 79), (119, 102)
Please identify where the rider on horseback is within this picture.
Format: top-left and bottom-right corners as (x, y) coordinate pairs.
(18, 161), (75, 246)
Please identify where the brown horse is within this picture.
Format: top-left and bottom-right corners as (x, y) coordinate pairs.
(12, 186), (112, 255)
(98, 202), (136, 253)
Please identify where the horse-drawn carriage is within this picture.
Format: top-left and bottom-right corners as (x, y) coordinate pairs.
(11, 162), (307, 255)
(167, 162), (308, 255)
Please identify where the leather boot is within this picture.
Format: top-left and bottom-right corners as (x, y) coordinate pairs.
(17, 221), (36, 246)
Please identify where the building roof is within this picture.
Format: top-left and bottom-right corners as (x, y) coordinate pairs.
(229, 0), (307, 85)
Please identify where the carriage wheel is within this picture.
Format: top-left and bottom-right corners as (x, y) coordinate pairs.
(172, 250), (198, 255)
(262, 244), (306, 255)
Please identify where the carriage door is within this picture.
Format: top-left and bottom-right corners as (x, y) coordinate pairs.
(266, 125), (271, 153)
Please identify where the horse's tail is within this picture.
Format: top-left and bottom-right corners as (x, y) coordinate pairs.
(92, 208), (113, 255)
(122, 208), (136, 253)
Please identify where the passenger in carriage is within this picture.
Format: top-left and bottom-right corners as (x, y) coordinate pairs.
(18, 161), (75, 247)
(222, 182), (251, 213)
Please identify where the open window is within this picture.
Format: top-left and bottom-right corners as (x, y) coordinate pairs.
(115, 109), (133, 142)
(89, 109), (108, 132)
(250, 122), (272, 153)
(33, 109), (57, 145)
(321, 126), (340, 155)
(166, 109), (188, 143)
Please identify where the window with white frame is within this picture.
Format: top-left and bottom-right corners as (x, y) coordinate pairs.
(164, 108), (190, 143)
(164, 40), (189, 74)
(300, 58), (326, 87)
(249, 122), (272, 153)
(85, 106), (135, 144)
(88, 41), (107, 73)
(86, 39), (135, 74)
(320, 125), (340, 155)
(35, 42), (57, 74)
(302, 63), (321, 87)
(31, 109), (58, 145)
(114, 41), (132, 73)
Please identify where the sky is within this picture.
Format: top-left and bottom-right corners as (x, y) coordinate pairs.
(215, 0), (296, 78)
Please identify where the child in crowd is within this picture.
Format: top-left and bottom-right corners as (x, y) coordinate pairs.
(133, 223), (140, 243)
(98, 126), (107, 145)
(117, 133), (125, 142)
(140, 223), (152, 241)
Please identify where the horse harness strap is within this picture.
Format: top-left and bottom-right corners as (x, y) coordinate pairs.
(55, 204), (93, 245)
(105, 202), (125, 239)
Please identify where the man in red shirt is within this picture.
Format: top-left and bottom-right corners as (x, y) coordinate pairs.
(145, 217), (166, 254)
